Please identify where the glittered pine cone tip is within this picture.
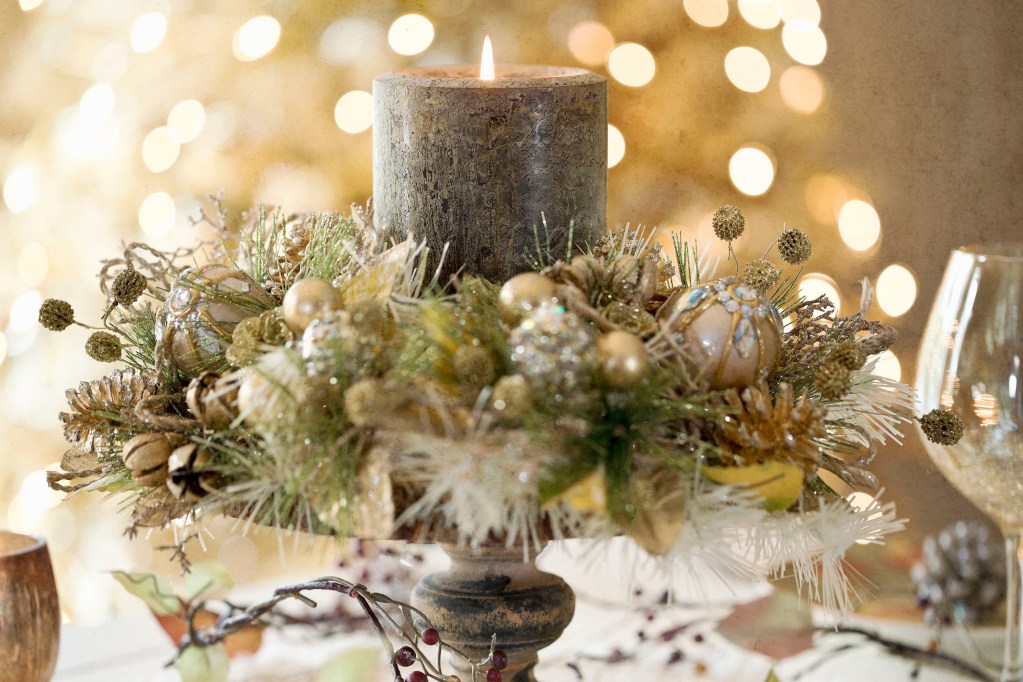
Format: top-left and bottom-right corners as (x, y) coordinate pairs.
(920, 408), (965, 446)
(111, 267), (148, 307)
(828, 339), (867, 371)
(814, 361), (852, 401)
(39, 298), (75, 331)
(712, 205), (745, 242)
(742, 259), (780, 294)
(85, 331), (122, 362)
(777, 227), (812, 265)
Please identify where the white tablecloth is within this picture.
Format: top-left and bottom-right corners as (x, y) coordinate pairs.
(53, 541), (999, 682)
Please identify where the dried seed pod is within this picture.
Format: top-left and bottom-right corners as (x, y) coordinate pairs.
(565, 255), (605, 291)
(185, 371), (238, 430)
(814, 361), (853, 402)
(85, 331), (121, 362)
(828, 339), (867, 371)
(111, 267), (148, 307)
(39, 298), (75, 332)
(605, 255), (663, 306)
(122, 432), (188, 486)
(166, 443), (214, 501)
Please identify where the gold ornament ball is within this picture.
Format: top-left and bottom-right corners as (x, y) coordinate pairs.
(282, 278), (343, 333)
(498, 272), (557, 323)
(597, 330), (649, 389)
(656, 278), (781, 390)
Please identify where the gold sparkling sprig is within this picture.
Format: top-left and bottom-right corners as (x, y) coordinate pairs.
(108, 266), (148, 310)
(919, 408), (965, 446)
(828, 339), (866, 371)
(777, 227), (812, 265)
(38, 298), (77, 331)
(717, 381), (828, 473)
(712, 205), (745, 242)
(742, 258), (781, 293)
(85, 331), (122, 362)
(814, 361), (853, 401)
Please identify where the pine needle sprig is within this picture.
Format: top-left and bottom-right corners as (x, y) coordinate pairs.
(671, 234), (701, 289)
(113, 310), (160, 372)
(298, 212), (363, 283)
(770, 268), (802, 309)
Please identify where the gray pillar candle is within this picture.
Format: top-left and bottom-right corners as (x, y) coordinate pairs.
(373, 65), (607, 284)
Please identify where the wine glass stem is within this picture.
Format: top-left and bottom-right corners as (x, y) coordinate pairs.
(1004, 533), (1023, 682)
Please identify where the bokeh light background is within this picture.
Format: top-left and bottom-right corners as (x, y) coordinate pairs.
(1, 0), (1019, 621)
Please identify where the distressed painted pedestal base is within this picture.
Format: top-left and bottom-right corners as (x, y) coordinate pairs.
(411, 543), (575, 681)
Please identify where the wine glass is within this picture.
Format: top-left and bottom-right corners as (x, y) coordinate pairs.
(916, 243), (1023, 681)
(0, 531), (60, 682)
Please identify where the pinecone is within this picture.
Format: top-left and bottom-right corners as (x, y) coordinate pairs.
(912, 521), (1005, 626)
(717, 382), (828, 473)
(777, 227), (812, 265)
(61, 369), (160, 458)
(283, 213), (315, 264)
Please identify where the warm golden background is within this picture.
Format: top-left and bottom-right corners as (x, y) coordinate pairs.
(1, 0), (1018, 622)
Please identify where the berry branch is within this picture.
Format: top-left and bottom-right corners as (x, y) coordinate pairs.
(174, 576), (510, 682)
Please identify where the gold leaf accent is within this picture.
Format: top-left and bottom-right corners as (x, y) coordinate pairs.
(718, 381), (827, 474)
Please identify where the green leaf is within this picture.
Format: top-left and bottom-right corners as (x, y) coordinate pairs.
(537, 452), (599, 505)
(179, 643), (229, 682)
(110, 571), (181, 616)
(317, 645), (384, 682)
(185, 563), (234, 601)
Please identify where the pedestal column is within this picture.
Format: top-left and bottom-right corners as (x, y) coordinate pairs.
(411, 542), (575, 681)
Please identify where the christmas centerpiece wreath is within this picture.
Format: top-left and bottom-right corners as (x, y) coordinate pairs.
(43, 199), (964, 680)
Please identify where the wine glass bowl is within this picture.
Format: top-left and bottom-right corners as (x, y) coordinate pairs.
(916, 242), (1023, 681)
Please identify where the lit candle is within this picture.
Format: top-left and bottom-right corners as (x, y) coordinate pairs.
(373, 38), (607, 283)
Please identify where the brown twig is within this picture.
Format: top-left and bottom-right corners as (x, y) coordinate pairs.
(816, 625), (997, 682)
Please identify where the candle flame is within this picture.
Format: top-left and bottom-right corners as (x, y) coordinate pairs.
(480, 35), (495, 80)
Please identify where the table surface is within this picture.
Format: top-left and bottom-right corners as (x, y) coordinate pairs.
(52, 541), (999, 682)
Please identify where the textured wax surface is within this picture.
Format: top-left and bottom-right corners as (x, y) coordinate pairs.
(373, 69), (607, 283)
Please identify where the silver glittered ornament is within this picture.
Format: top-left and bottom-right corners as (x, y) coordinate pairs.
(508, 301), (594, 401)
(156, 264), (275, 378)
(301, 311), (355, 377)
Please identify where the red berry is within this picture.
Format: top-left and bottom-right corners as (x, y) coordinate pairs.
(421, 628), (440, 646)
(407, 672), (427, 682)
(486, 669), (503, 682)
(394, 646), (417, 667)
(490, 650), (508, 670)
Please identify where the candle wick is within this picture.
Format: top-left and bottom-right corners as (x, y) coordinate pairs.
(480, 35), (495, 81)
